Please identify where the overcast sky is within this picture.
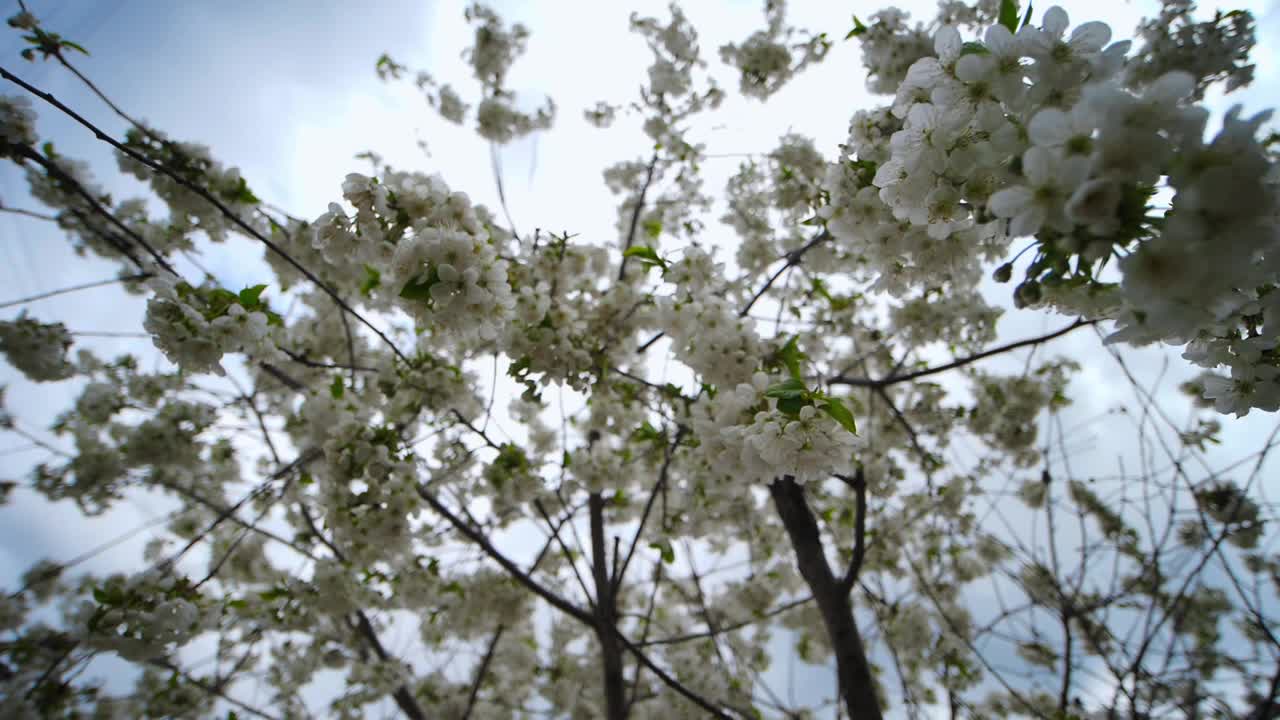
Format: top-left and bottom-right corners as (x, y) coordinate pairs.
(2, 0), (1279, 715)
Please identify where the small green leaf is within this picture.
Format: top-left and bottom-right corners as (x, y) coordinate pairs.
(225, 176), (260, 205)
(330, 376), (345, 400)
(1020, 1), (1035, 29)
(844, 15), (869, 39)
(623, 245), (666, 271)
(776, 396), (807, 417)
(60, 39), (89, 56)
(648, 540), (676, 564)
(399, 265), (441, 303)
(999, 0), (1021, 32)
(360, 265), (381, 297)
(775, 336), (806, 380)
(819, 397), (858, 435)
(642, 218), (662, 239)
(238, 284), (267, 308)
(764, 377), (807, 400)
(204, 288), (240, 320)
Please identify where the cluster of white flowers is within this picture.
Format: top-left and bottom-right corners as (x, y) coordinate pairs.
(434, 84), (468, 124)
(0, 94), (36, 156)
(390, 225), (515, 346)
(742, 401), (859, 482)
(689, 372), (858, 485)
(852, 10), (936, 95)
(827, 4), (1280, 414)
(142, 276), (281, 375)
(583, 101), (617, 128)
(74, 381), (122, 424)
(1126, 0), (1256, 99)
(78, 572), (209, 662)
(117, 130), (267, 243)
(116, 400), (217, 468)
(461, 4), (555, 143)
(33, 430), (125, 514)
(968, 361), (1074, 467)
(718, 0), (830, 100)
(504, 240), (638, 390)
(0, 313), (75, 381)
(294, 393), (422, 562)
(658, 293), (762, 389)
(889, 289), (1002, 351)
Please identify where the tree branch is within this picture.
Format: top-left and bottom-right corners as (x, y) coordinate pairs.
(769, 476), (882, 720)
(829, 319), (1097, 389)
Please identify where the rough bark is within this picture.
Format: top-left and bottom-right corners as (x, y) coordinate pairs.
(770, 476), (883, 720)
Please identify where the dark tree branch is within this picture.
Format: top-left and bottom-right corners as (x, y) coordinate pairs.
(10, 143), (161, 272)
(618, 152), (660, 281)
(738, 230), (831, 319)
(0, 66), (411, 364)
(769, 476), (883, 720)
(615, 426), (684, 592)
(591, 492), (628, 720)
(461, 626), (506, 720)
(838, 468), (868, 594)
(0, 272), (151, 310)
(829, 319), (1097, 389)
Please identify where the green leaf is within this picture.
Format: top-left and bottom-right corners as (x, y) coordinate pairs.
(999, 0), (1021, 32)
(632, 421), (663, 444)
(844, 15), (869, 39)
(775, 336), (806, 380)
(623, 245), (666, 271)
(776, 396), (807, 417)
(330, 376), (345, 400)
(60, 39), (89, 56)
(238, 284), (267, 308)
(764, 377), (807, 400)
(648, 540), (676, 564)
(360, 265), (381, 297)
(819, 397), (858, 435)
(1020, 1), (1035, 29)
(642, 218), (662, 239)
(225, 176), (260, 205)
(258, 586), (290, 602)
(204, 288), (240, 320)
(399, 265), (441, 303)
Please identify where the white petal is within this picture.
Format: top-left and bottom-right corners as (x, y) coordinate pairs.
(1042, 7), (1069, 37)
(935, 26), (961, 59)
(1022, 146), (1056, 185)
(956, 55), (990, 83)
(1011, 205), (1046, 237)
(1028, 109), (1070, 147)
(1069, 22), (1111, 52)
(989, 186), (1033, 218)
(1058, 155), (1091, 188)
(985, 24), (1015, 55)
(1148, 71), (1195, 103)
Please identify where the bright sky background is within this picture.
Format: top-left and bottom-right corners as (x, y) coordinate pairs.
(1, 0), (1279, 716)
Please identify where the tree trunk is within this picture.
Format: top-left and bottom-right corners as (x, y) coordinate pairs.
(770, 477), (883, 720)
(590, 492), (628, 720)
